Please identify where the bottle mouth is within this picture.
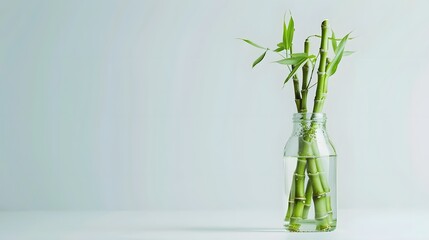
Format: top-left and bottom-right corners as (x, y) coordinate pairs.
(292, 113), (326, 122)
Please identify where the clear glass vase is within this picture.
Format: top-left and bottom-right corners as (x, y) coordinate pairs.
(283, 113), (337, 232)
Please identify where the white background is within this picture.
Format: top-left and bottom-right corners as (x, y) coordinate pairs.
(1, 0), (429, 216)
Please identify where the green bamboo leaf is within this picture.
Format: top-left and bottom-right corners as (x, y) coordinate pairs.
(290, 53), (317, 59)
(331, 30), (338, 53)
(287, 16), (294, 50)
(343, 51), (355, 56)
(326, 33), (349, 76)
(238, 38), (266, 49)
(330, 37), (354, 41)
(276, 56), (306, 65)
(252, 49), (268, 68)
(275, 42), (285, 52)
(283, 58), (308, 84)
(283, 20), (289, 50)
(291, 53), (308, 58)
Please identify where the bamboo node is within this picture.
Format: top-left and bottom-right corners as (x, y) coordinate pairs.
(308, 172), (320, 176)
(294, 172), (305, 178)
(313, 192), (327, 198)
(315, 214), (329, 220)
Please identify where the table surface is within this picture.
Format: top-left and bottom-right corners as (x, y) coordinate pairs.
(1, 209), (428, 240)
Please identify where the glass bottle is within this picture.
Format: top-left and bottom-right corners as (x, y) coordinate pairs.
(283, 113), (337, 232)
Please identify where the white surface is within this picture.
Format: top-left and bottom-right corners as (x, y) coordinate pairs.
(1, 210), (428, 240)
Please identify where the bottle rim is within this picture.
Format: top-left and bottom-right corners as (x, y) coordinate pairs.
(292, 113), (326, 122)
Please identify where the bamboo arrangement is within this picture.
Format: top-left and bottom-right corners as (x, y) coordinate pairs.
(240, 16), (352, 231)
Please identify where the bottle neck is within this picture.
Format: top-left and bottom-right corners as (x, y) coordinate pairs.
(285, 112), (336, 157)
(292, 113), (327, 123)
(292, 113), (327, 132)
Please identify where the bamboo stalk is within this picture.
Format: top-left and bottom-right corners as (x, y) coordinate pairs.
(288, 158), (307, 230)
(288, 136), (312, 230)
(285, 44), (304, 227)
(297, 41), (311, 224)
(307, 157), (329, 230)
(308, 19), (332, 231)
(300, 39), (310, 113)
(288, 38), (311, 226)
(293, 75), (302, 111)
(326, 195), (334, 226)
(302, 179), (313, 219)
(313, 20), (329, 114)
(285, 177), (296, 221)
(313, 148), (334, 226)
(289, 47), (302, 112)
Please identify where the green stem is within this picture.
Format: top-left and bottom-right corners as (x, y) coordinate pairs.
(289, 48), (302, 112)
(285, 177), (296, 221)
(326, 195), (334, 226)
(311, 142), (334, 226)
(286, 44), (305, 229)
(293, 75), (301, 111)
(312, 20), (329, 114)
(287, 137), (312, 231)
(307, 157), (329, 230)
(302, 179), (313, 219)
(307, 19), (332, 231)
(300, 39), (310, 113)
(324, 58), (331, 94)
(288, 157), (307, 231)
(295, 41), (311, 225)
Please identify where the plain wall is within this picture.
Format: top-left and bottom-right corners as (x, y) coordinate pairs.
(1, 0), (429, 211)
